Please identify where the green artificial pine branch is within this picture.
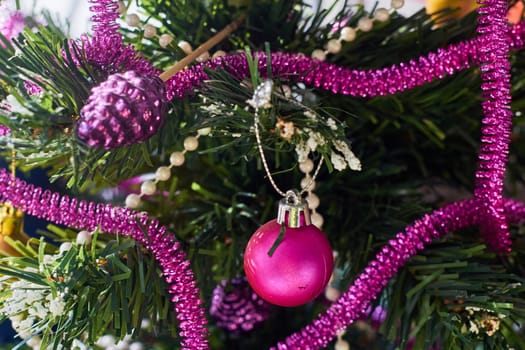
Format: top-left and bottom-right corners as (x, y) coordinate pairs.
(0, 226), (179, 349)
(373, 236), (525, 350)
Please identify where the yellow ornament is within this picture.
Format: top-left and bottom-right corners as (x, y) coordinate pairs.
(508, 0), (524, 24)
(0, 203), (28, 256)
(426, 0), (478, 21)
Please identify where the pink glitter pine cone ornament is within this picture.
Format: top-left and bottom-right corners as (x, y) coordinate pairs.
(210, 277), (271, 333)
(244, 191), (334, 307)
(76, 10), (244, 150)
(77, 70), (167, 149)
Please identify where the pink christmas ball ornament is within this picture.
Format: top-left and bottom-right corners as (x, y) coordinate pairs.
(77, 70), (167, 150)
(244, 193), (334, 307)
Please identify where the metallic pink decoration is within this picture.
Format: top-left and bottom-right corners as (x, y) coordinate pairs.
(77, 70), (167, 149)
(0, 125), (10, 136)
(210, 277), (270, 333)
(244, 219), (334, 307)
(473, 0), (513, 252)
(162, 20), (525, 101)
(68, 0), (158, 76)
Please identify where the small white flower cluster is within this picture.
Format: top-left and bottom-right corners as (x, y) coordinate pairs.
(0, 254), (71, 349)
(295, 129), (361, 172)
(463, 306), (506, 337)
(200, 100), (234, 118)
(332, 140), (361, 171)
(296, 111), (361, 172)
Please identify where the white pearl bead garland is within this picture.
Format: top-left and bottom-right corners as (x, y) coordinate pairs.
(143, 24), (157, 38)
(299, 158), (314, 173)
(159, 33), (174, 48)
(118, 3), (225, 60)
(374, 8), (391, 22)
(183, 136), (199, 151)
(299, 158), (323, 229)
(325, 286), (341, 302)
(119, 6), (174, 48)
(125, 13), (141, 27)
(324, 250), (340, 301)
(212, 50), (227, 58)
(155, 166), (171, 181)
(140, 180), (157, 196)
(125, 129), (210, 208)
(59, 242), (73, 254)
(116, 1), (126, 14)
(76, 230), (93, 245)
(334, 337), (350, 350)
(170, 152), (185, 167)
(178, 40), (193, 55)
(118, 4), (219, 60)
(391, 0), (405, 9)
(334, 329), (350, 350)
(340, 26), (356, 42)
(310, 1), (404, 61)
(357, 17), (373, 32)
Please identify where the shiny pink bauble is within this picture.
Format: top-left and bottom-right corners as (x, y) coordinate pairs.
(244, 219), (334, 307)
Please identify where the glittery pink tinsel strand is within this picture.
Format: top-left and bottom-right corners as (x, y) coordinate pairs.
(162, 21), (525, 101)
(80, 0), (159, 76)
(472, 0), (513, 252)
(88, 0), (120, 39)
(0, 169), (209, 349)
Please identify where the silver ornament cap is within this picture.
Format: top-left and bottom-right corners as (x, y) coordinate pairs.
(277, 190), (311, 228)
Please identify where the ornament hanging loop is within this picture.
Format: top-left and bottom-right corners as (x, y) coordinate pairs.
(277, 190), (311, 228)
(285, 189), (300, 205)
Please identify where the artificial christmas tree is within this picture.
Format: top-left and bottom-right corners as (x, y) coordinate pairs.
(0, 0), (525, 349)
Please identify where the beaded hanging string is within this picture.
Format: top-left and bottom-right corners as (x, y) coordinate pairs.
(120, 5), (226, 61)
(311, 0), (405, 61)
(124, 127), (211, 209)
(299, 157), (324, 228)
(0, 0), (524, 349)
